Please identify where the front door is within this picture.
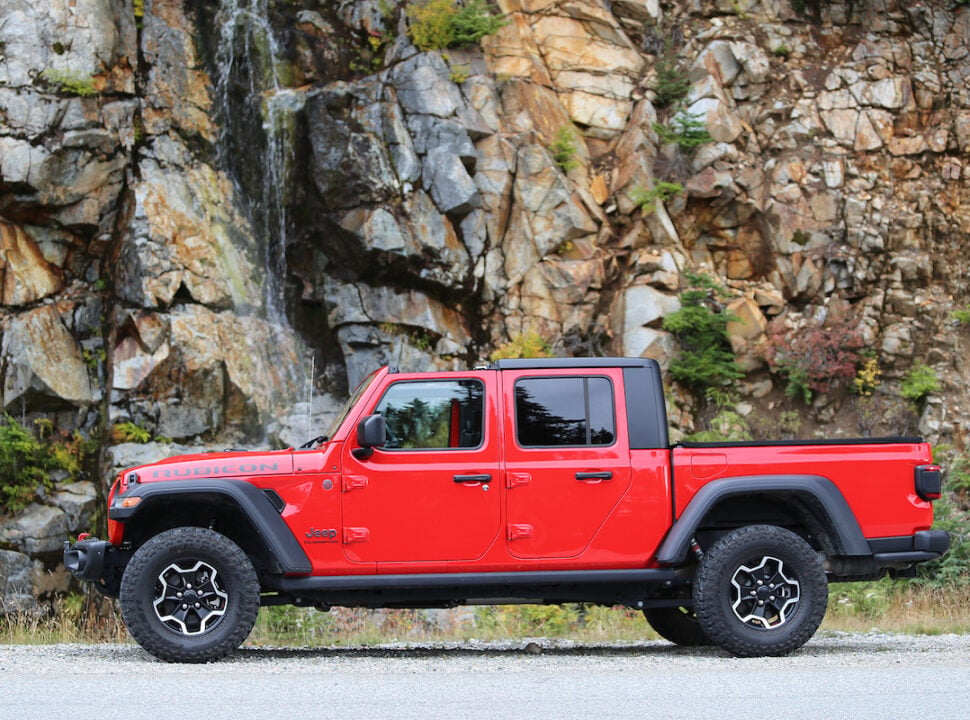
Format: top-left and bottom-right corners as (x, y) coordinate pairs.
(341, 374), (502, 567)
(502, 369), (632, 560)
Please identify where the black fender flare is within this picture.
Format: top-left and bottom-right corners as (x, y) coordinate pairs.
(110, 479), (311, 574)
(655, 474), (871, 566)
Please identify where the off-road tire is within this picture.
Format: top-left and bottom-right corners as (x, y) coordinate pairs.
(644, 605), (712, 647)
(694, 524), (828, 657)
(120, 527), (259, 663)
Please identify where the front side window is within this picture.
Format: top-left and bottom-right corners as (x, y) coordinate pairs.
(515, 377), (615, 447)
(374, 380), (485, 450)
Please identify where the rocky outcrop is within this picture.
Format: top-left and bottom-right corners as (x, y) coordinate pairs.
(1, 0), (969, 609)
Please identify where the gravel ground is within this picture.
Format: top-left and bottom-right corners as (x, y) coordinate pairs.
(2, 632), (969, 719)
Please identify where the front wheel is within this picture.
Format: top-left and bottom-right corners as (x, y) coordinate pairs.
(119, 527), (260, 663)
(693, 525), (828, 657)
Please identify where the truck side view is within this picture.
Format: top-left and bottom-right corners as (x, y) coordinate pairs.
(65, 358), (950, 662)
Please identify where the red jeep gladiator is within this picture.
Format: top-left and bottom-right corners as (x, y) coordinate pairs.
(65, 358), (949, 662)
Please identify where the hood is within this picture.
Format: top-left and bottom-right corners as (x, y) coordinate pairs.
(129, 448), (297, 483)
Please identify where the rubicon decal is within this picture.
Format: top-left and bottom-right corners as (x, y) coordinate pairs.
(152, 463), (280, 479)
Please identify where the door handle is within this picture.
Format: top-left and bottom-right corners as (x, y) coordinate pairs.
(453, 474), (492, 484)
(575, 471), (613, 481)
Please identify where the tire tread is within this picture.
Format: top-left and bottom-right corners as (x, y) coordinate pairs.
(120, 527), (259, 663)
(694, 524), (828, 658)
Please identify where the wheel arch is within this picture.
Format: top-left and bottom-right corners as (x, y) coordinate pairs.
(656, 474), (870, 566)
(110, 480), (311, 575)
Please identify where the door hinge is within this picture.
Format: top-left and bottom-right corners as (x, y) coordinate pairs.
(507, 523), (533, 541)
(342, 475), (368, 493)
(506, 472), (532, 489)
(343, 527), (370, 544)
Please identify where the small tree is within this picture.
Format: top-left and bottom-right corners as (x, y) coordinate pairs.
(549, 126), (580, 171)
(653, 38), (691, 108)
(662, 273), (744, 394)
(901, 363), (940, 409)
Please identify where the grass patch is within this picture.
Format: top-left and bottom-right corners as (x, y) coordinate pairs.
(6, 585), (967, 648)
(823, 581), (970, 635)
(0, 595), (127, 645)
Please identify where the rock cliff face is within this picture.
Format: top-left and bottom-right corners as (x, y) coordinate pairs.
(0, 0), (968, 610)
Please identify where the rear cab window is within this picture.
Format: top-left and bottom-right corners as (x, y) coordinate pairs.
(514, 376), (616, 448)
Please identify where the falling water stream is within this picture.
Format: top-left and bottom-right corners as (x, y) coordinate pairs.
(207, 0), (313, 441)
(210, 0), (302, 325)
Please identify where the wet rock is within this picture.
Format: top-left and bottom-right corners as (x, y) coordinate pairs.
(115, 148), (263, 311)
(1, 303), (95, 410)
(52, 482), (97, 531)
(141, 0), (214, 138)
(0, 505), (69, 557)
(308, 97), (399, 210)
(0, 550), (39, 615)
(512, 144), (599, 260)
(422, 150), (481, 214)
(0, 220), (63, 305)
(337, 191), (472, 288)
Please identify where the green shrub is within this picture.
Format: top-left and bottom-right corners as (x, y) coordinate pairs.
(629, 181), (684, 215)
(901, 363), (940, 405)
(653, 111), (713, 150)
(662, 273), (744, 392)
(449, 64), (470, 84)
(0, 416), (92, 514)
(406, 0), (507, 52)
(914, 493), (970, 587)
(490, 331), (553, 361)
(952, 306), (970, 324)
(39, 68), (97, 97)
(110, 422), (151, 444)
(475, 604), (583, 636)
(686, 408), (752, 442)
(549, 126), (580, 171)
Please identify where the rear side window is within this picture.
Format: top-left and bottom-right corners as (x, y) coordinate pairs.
(514, 377), (615, 447)
(374, 380), (484, 450)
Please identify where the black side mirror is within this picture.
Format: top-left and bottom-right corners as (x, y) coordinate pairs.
(353, 415), (386, 460)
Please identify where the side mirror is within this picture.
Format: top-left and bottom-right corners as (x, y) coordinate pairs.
(353, 415), (386, 460)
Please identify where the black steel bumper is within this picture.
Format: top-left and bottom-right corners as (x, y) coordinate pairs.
(63, 537), (125, 596)
(868, 530), (951, 566)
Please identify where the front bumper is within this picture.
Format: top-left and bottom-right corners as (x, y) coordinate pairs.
(63, 537), (126, 597)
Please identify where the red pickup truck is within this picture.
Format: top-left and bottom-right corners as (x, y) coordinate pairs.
(65, 358), (949, 662)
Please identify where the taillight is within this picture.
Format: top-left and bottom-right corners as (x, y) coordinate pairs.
(915, 464), (942, 501)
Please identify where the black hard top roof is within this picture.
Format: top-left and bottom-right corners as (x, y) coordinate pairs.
(490, 357), (660, 371)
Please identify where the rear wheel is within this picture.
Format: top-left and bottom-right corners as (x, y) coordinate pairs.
(694, 525), (827, 657)
(120, 527), (259, 663)
(644, 605), (711, 647)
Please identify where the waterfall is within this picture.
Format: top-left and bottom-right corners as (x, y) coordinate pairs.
(204, 0), (312, 442)
(210, 0), (301, 325)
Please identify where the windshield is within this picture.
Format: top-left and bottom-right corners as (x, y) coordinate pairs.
(323, 370), (379, 440)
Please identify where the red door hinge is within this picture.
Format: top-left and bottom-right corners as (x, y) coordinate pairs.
(342, 475), (368, 493)
(506, 472), (532, 489)
(343, 527), (370, 544)
(507, 523), (533, 541)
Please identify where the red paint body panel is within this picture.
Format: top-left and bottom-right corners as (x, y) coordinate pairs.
(108, 363), (938, 579)
(672, 442), (934, 539)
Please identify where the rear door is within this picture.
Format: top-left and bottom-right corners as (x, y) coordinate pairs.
(340, 372), (502, 567)
(502, 368), (632, 559)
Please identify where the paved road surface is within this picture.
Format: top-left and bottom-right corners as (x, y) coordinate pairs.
(2, 633), (968, 719)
